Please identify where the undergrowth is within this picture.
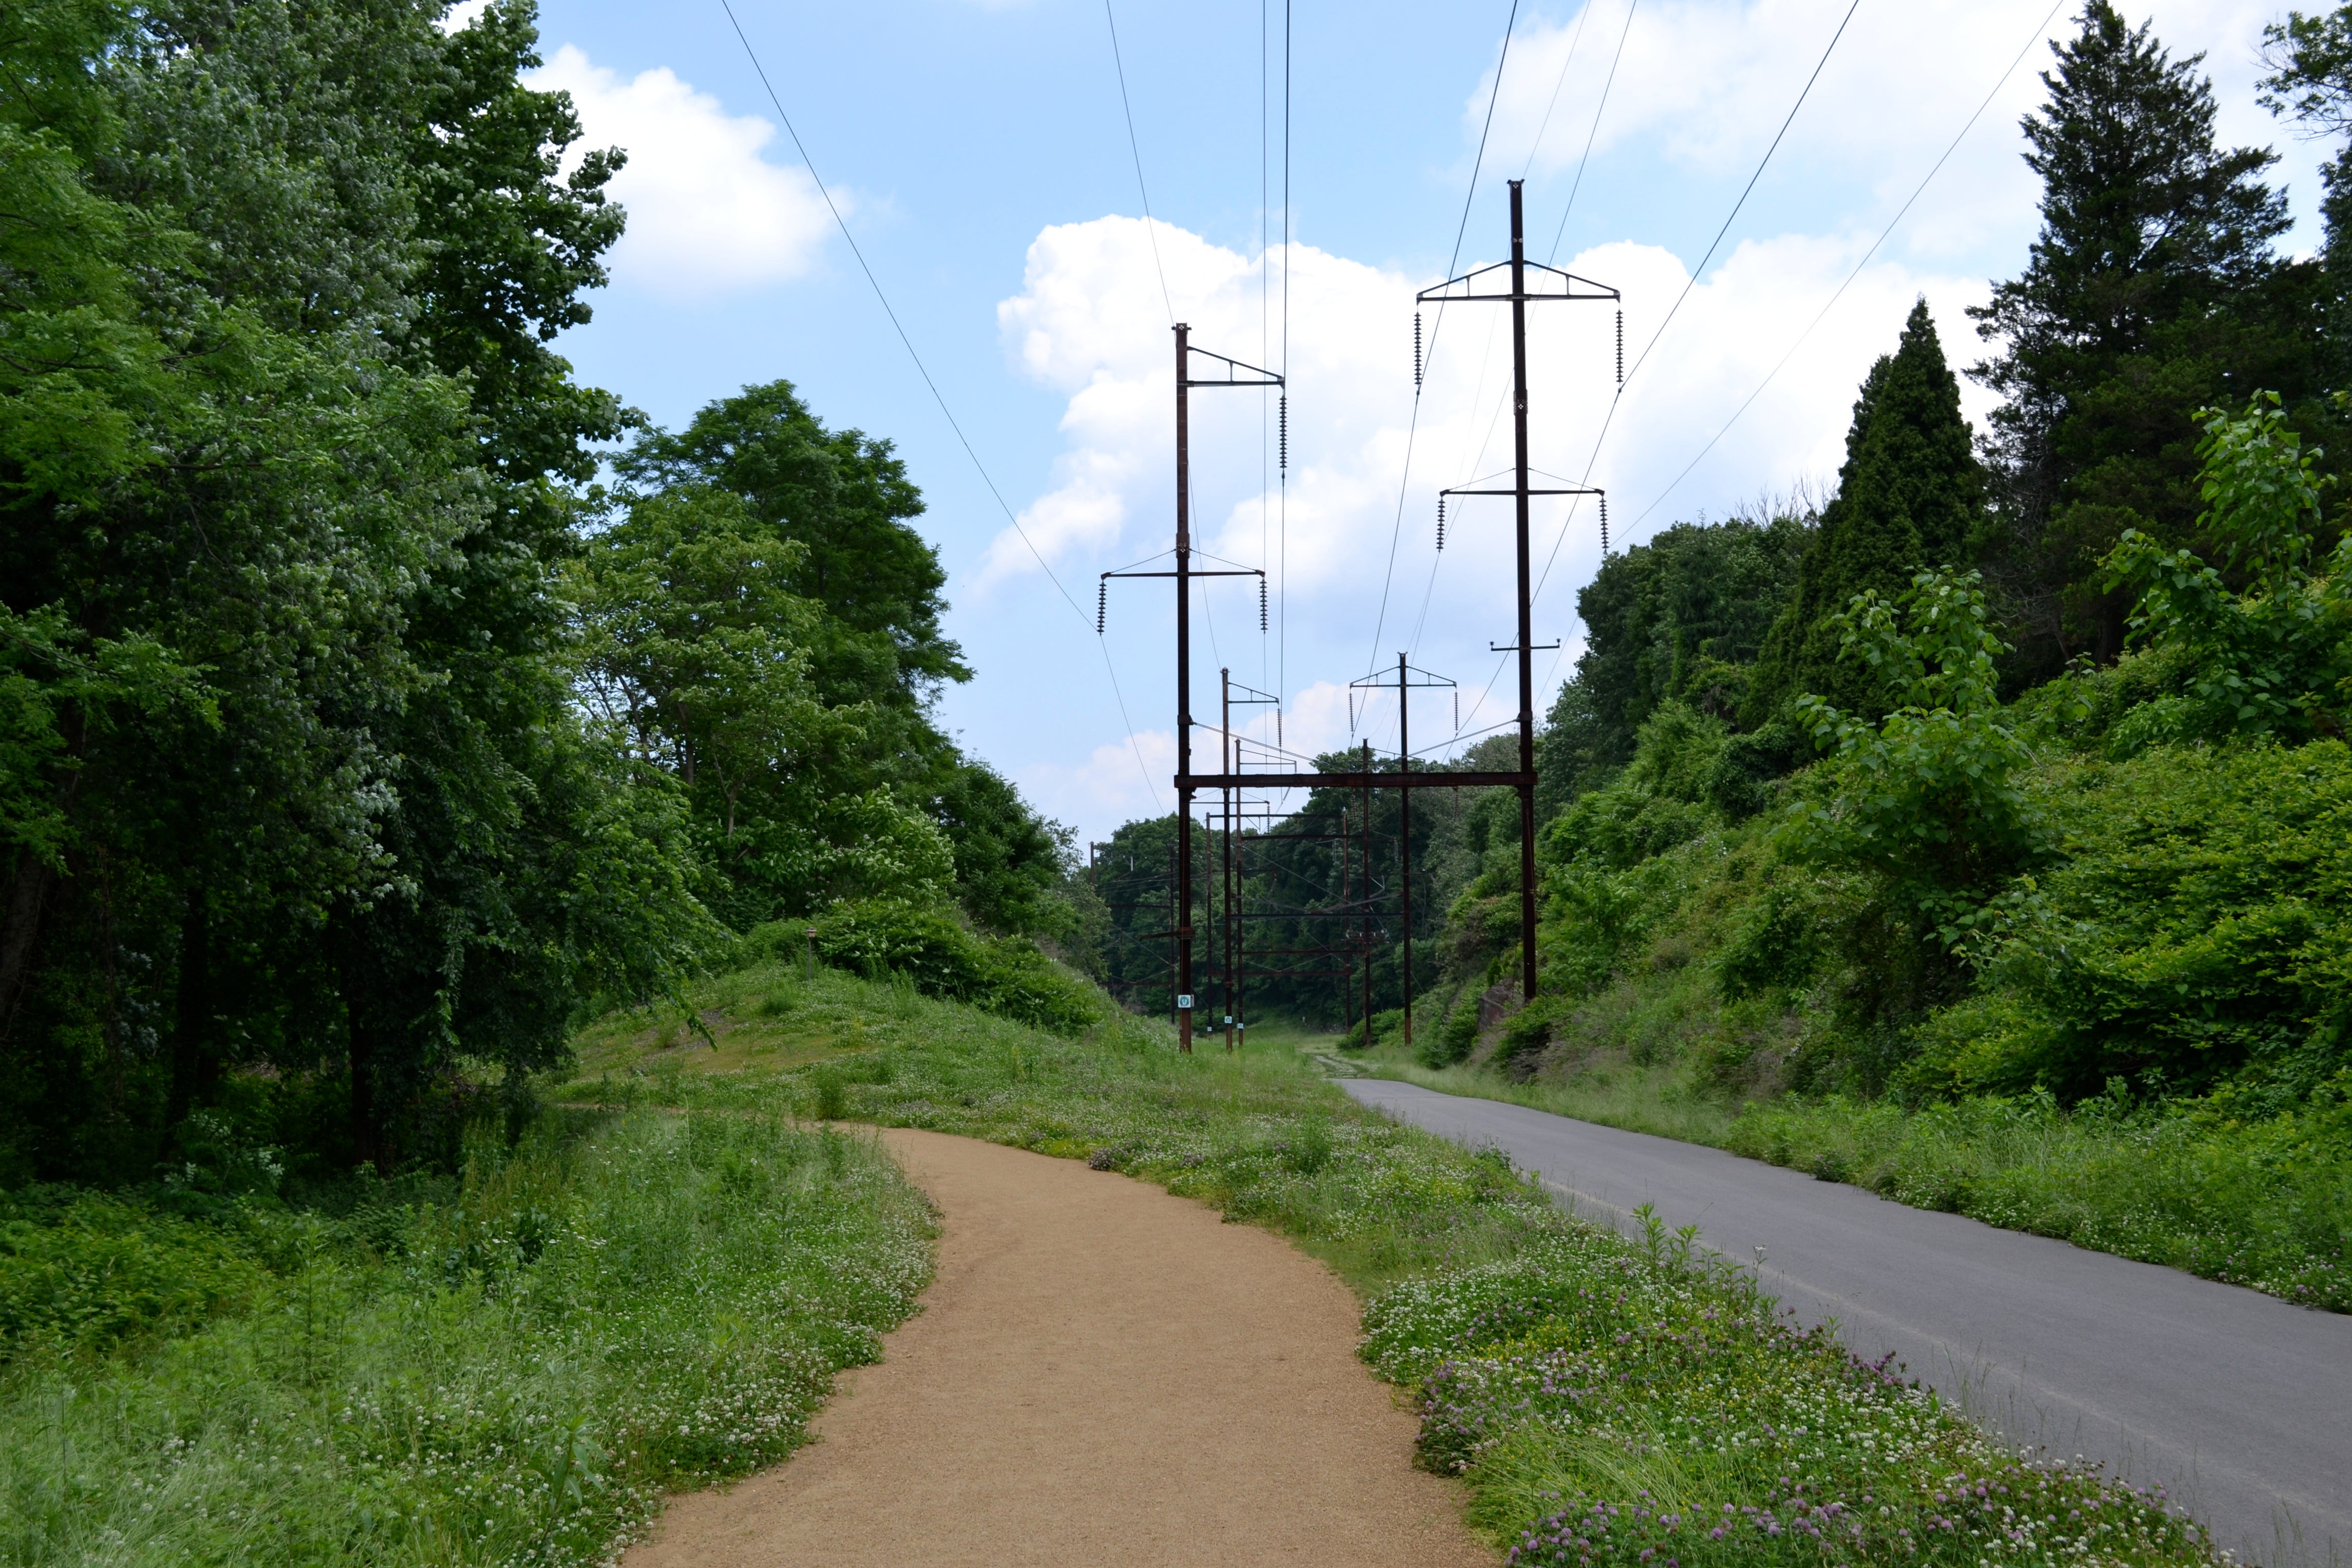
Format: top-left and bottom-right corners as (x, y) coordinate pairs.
(0, 1109), (932, 1567)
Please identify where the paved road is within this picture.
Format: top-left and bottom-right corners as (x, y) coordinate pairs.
(1344, 1077), (2351, 1567)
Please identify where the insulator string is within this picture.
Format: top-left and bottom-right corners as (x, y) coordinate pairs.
(1599, 493), (1609, 556)
(1413, 311), (1423, 388)
(1435, 493), (1446, 552)
(1278, 394), (1288, 470)
(1259, 576), (1268, 632)
(1096, 578), (1107, 634)
(1615, 310), (1624, 385)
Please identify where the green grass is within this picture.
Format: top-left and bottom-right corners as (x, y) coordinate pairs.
(1354, 1040), (2352, 1314)
(583, 957), (2224, 1568)
(0, 1108), (932, 1567)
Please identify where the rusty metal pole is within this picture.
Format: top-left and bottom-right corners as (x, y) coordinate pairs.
(1174, 324), (1195, 1051)
(1222, 669), (1237, 1051)
(1361, 740), (1375, 1042)
(1399, 652), (1413, 1049)
(1508, 182), (1540, 1004)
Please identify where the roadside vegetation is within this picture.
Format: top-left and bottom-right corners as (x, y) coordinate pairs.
(1079, 6), (2352, 1315)
(0, 1105), (930, 1567)
(577, 954), (2224, 1568)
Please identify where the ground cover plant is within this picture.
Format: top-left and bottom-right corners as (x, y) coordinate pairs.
(577, 955), (2225, 1567)
(0, 1107), (932, 1567)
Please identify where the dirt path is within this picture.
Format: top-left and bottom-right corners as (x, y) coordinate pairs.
(625, 1128), (1489, 1568)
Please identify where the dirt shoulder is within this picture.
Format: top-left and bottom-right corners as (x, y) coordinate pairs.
(624, 1126), (1489, 1567)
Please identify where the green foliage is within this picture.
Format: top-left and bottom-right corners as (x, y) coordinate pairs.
(797, 901), (1100, 1035)
(613, 380), (966, 706)
(1976, 742), (2352, 1097)
(1749, 300), (1982, 723)
(1971, 1), (2313, 670)
(1552, 504), (1811, 796)
(0, 1107), (932, 1567)
(2102, 394), (2350, 740)
(1788, 570), (2046, 956)
(1420, 992), (1483, 1068)
(0, 1184), (269, 1359)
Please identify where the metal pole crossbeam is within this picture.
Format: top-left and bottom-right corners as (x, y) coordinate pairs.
(1146, 325), (1281, 1051)
(1414, 180), (1616, 1003)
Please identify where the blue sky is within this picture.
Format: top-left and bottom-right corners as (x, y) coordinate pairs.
(489, 0), (2329, 844)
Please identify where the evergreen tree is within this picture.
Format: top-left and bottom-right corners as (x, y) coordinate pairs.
(1971, 2), (2309, 670)
(2263, 5), (2352, 385)
(1748, 300), (1984, 722)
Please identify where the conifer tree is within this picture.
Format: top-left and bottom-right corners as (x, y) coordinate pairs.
(1971, 2), (2303, 670)
(2264, 5), (2352, 383)
(1747, 300), (1983, 723)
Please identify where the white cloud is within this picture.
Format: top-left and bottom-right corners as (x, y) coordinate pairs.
(1471, 0), (2327, 263)
(1019, 729), (1175, 834)
(526, 45), (838, 299)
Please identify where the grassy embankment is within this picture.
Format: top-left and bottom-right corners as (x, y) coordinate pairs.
(1345, 716), (2352, 1315)
(0, 1107), (931, 1567)
(1360, 1034), (2351, 1314)
(566, 950), (2223, 1568)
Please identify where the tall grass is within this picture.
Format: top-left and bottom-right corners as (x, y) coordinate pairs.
(0, 1109), (932, 1567)
(1358, 1049), (2352, 1314)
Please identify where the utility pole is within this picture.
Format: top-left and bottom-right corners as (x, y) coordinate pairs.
(1423, 180), (1617, 1002)
(1348, 655), (1454, 1047)
(1100, 328), (1279, 1052)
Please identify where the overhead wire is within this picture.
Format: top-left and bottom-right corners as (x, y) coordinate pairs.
(1525, 0), (1867, 618)
(1363, 0), (1524, 681)
(1406, 0), (1636, 713)
(1103, 0), (1176, 326)
(1625, 0), (2070, 531)
(715, 0), (1164, 810)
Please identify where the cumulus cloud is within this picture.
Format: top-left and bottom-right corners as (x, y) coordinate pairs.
(1469, 0), (2323, 264)
(526, 45), (838, 299)
(1018, 729), (1175, 835)
(984, 210), (1978, 648)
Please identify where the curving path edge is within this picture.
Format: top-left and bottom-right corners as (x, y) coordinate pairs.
(624, 1127), (1488, 1568)
(1343, 1077), (2352, 1568)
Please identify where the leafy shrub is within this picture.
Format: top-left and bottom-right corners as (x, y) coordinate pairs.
(1989, 740), (2352, 1096)
(777, 900), (1102, 1035)
(2102, 393), (2350, 743)
(1420, 993), (1482, 1068)
(0, 1187), (270, 1359)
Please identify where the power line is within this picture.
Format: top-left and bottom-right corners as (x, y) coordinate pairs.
(1365, 0), (1523, 676)
(1625, 0), (2069, 531)
(715, 0), (1163, 810)
(1619, 0), (1864, 395)
(1526, 0), (1867, 614)
(1103, 0), (1176, 327)
(1547, 0), (1638, 264)
(1406, 0), (1637, 668)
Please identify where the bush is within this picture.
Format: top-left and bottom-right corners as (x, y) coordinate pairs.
(1419, 994), (1482, 1068)
(0, 1187), (270, 1359)
(770, 901), (1103, 1035)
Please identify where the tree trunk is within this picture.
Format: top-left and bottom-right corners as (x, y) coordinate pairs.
(338, 914), (388, 1172)
(167, 892), (216, 1131)
(0, 852), (53, 1047)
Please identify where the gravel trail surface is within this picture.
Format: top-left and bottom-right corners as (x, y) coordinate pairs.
(1343, 1076), (2352, 1568)
(624, 1127), (1487, 1568)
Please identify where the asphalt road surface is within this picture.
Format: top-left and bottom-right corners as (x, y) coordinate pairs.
(1343, 1077), (2351, 1567)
